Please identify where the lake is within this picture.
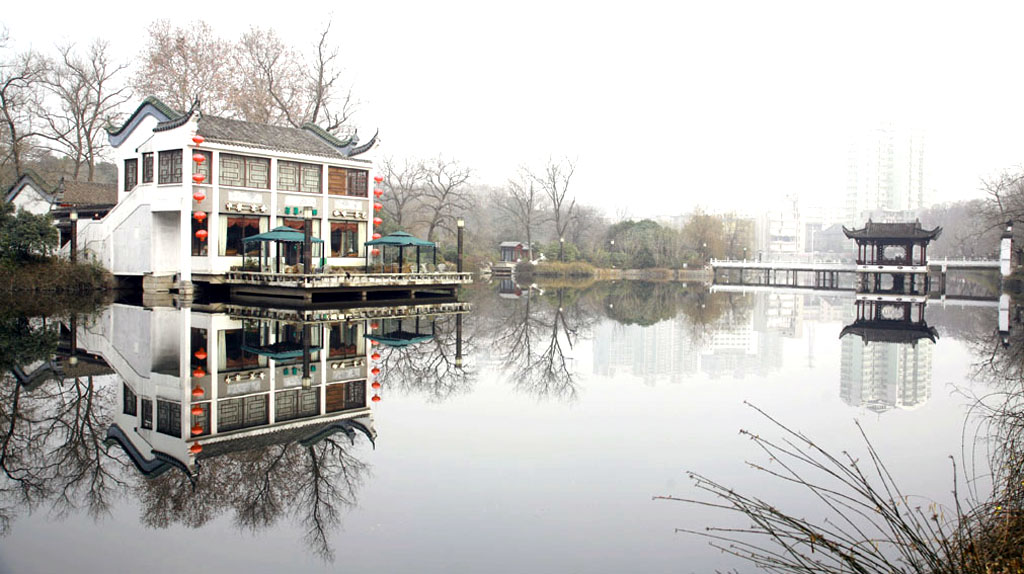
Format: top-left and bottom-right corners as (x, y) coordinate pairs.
(0, 281), (1005, 573)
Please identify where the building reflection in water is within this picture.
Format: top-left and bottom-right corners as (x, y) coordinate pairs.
(840, 300), (936, 412)
(36, 300), (471, 558)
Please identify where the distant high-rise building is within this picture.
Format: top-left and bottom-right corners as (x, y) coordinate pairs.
(845, 124), (927, 225)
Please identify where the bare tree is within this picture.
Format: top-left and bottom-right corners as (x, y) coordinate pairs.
(495, 168), (545, 257)
(302, 22), (356, 133)
(532, 157), (577, 244)
(0, 30), (47, 182)
(420, 156), (473, 242)
(233, 27), (303, 126)
(132, 20), (236, 116)
(380, 156), (425, 231)
(39, 41), (129, 182)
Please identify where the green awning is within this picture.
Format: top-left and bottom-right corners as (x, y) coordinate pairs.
(242, 342), (321, 360)
(243, 226), (324, 243)
(365, 231), (435, 248)
(365, 333), (434, 348)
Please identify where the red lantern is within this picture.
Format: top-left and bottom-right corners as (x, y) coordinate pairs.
(191, 386), (204, 398)
(193, 190), (206, 202)
(371, 248), (380, 256)
(192, 152), (206, 164)
(373, 188), (384, 198)
(371, 381), (381, 390)
(192, 173), (206, 184)
(193, 366), (206, 378)
(372, 232), (382, 240)
(192, 135), (205, 146)
(370, 322), (379, 330)
(196, 229), (208, 241)
(191, 405), (203, 416)
(374, 202), (383, 211)
(194, 348), (208, 360)
(371, 352), (381, 361)
(191, 424), (203, 436)
(371, 367), (381, 376)
(370, 340), (379, 346)
(193, 211), (207, 222)
(371, 395), (381, 402)
(373, 175), (383, 183)
(373, 217), (383, 225)
(190, 443), (203, 454)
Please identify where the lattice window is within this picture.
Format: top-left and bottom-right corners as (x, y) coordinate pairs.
(217, 395), (268, 432)
(156, 400), (181, 437)
(124, 159), (138, 191)
(300, 163), (321, 194)
(275, 389), (320, 422)
(158, 149), (182, 184)
(141, 399), (153, 429)
(123, 383), (137, 416)
(219, 154), (244, 187)
(247, 157), (269, 189)
(347, 169), (368, 197)
(142, 153), (153, 183)
(278, 160), (300, 191)
(194, 150), (212, 181)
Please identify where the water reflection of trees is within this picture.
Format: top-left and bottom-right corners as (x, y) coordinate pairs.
(137, 431), (371, 561)
(379, 313), (477, 402)
(0, 372), (127, 533)
(482, 286), (587, 401)
(469, 281), (755, 400)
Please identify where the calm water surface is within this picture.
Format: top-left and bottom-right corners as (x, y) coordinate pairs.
(0, 282), (1002, 573)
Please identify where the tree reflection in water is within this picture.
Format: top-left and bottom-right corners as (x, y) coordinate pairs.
(377, 312), (477, 402)
(137, 430), (371, 561)
(0, 311), (129, 535)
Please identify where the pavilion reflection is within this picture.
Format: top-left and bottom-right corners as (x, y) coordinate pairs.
(839, 299), (937, 413)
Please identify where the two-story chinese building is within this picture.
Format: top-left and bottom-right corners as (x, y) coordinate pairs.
(76, 97), (379, 293)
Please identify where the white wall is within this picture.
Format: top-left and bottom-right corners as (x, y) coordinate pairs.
(10, 185), (52, 215)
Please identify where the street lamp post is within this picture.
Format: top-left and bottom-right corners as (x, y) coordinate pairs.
(302, 206), (313, 275)
(457, 218), (465, 273)
(559, 237), (565, 262)
(69, 210), (78, 263)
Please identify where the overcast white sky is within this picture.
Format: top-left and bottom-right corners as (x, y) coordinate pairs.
(5, 1), (1024, 219)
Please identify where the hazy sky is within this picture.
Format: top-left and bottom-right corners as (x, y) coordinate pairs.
(5, 1), (1024, 218)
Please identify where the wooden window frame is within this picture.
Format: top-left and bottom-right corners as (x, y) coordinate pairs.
(158, 149), (183, 184)
(124, 158), (138, 191)
(142, 153), (154, 183)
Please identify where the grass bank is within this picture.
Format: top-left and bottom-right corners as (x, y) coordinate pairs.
(0, 259), (114, 293)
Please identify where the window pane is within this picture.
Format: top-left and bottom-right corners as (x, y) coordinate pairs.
(328, 166), (348, 196)
(278, 160), (299, 192)
(158, 149), (182, 184)
(194, 150), (212, 180)
(247, 157), (270, 189)
(142, 153), (153, 183)
(300, 163), (321, 194)
(124, 158), (138, 191)
(347, 170), (368, 197)
(220, 215), (266, 256)
(331, 220), (364, 257)
(220, 154), (244, 187)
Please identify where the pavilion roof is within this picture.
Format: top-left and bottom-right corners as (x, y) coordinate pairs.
(842, 220), (942, 241)
(243, 226), (324, 243)
(365, 231), (435, 248)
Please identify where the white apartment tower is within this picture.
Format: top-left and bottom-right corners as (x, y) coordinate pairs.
(845, 124), (927, 225)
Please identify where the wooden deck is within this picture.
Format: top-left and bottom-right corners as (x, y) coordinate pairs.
(198, 270), (474, 304)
